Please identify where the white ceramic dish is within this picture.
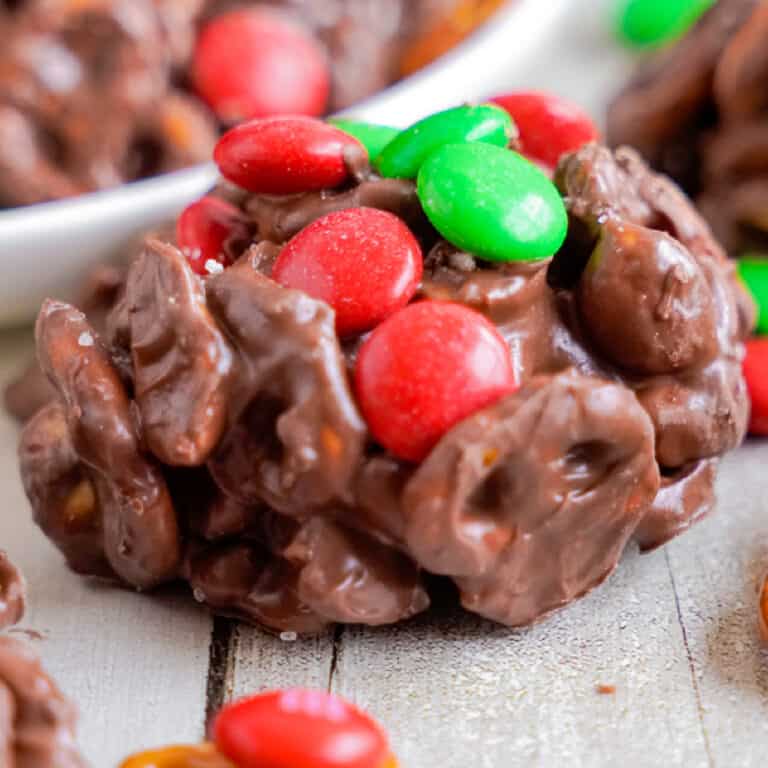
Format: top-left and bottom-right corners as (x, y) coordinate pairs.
(0, 0), (579, 326)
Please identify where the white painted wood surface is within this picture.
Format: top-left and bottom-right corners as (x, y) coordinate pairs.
(1, 327), (768, 768)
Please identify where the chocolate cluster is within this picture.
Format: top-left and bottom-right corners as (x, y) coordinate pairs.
(607, 0), (768, 256)
(0, 550), (85, 767)
(17, 143), (752, 631)
(0, 0), (474, 207)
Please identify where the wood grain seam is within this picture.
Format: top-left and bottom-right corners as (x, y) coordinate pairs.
(327, 624), (345, 691)
(204, 616), (236, 733)
(665, 548), (716, 768)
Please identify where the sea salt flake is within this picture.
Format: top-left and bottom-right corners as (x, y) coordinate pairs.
(205, 259), (224, 275)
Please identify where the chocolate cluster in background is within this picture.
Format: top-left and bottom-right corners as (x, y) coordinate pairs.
(14, 141), (753, 632)
(0, 0), (489, 207)
(0, 550), (85, 766)
(608, 0), (768, 256)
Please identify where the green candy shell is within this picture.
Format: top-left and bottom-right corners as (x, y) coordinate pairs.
(328, 118), (401, 161)
(375, 104), (515, 180)
(417, 142), (568, 263)
(617, 0), (714, 47)
(738, 257), (768, 335)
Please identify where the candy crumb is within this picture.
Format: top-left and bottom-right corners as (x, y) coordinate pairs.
(279, 631), (298, 642)
(205, 259), (225, 275)
(77, 332), (94, 347)
(596, 684), (616, 695)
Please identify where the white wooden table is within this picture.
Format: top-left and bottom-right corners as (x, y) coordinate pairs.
(0, 323), (767, 768)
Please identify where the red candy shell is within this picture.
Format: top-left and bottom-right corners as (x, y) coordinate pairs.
(176, 196), (248, 275)
(273, 207), (422, 336)
(213, 689), (390, 768)
(491, 91), (599, 170)
(744, 338), (768, 435)
(193, 9), (329, 123)
(214, 116), (362, 194)
(355, 301), (518, 462)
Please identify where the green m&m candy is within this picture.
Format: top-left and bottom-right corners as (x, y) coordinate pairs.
(328, 118), (400, 161)
(617, 0), (714, 47)
(417, 142), (568, 262)
(738, 257), (768, 335)
(375, 104), (515, 179)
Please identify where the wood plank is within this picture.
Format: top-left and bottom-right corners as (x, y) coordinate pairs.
(666, 444), (768, 766)
(229, 625), (335, 701)
(0, 329), (213, 766)
(333, 546), (708, 767)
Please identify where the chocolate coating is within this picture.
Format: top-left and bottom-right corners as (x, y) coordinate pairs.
(555, 144), (750, 467)
(35, 301), (180, 589)
(187, 541), (329, 633)
(246, 177), (428, 244)
(17, 144), (749, 632)
(205, 254), (366, 515)
(0, 636), (85, 768)
(404, 372), (659, 625)
(0, 552), (25, 632)
(577, 219), (718, 375)
(18, 403), (112, 580)
(285, 517), (429, 625)
(126, 238), (233, 466)
(634, 459), (718, 552)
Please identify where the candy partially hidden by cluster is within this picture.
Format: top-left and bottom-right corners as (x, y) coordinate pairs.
(743, 338), (768, 435)
(375, 104), (515, 179)
(18, 100), (751, 633)
(490, 91), (600, 170)
(121, 690), (396, 768)
(121, 743), (235, 767)
(760, 572), (768, 645)
(328, 120), (400, 162)
(734, 259), (768, 435)
(616, 0), (714, 47)
(177, 196), (250, 276)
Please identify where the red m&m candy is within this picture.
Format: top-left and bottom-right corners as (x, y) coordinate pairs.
(176, 196), (249, 276)
(214, 116), (363, 194)
(272, 207), (422, 337)
(744, 338), (768, 435)
(491, 91), (599, 170)
(213, 689), (395, 768)
(193, 9), (330, 123)
(355, 301), (518, 462)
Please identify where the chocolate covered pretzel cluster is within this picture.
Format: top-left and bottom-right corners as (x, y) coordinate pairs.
(0, 551), (85, 767)
(608, 0), (768, 256)
(0, 0), (494, 207)
(17, 132), (752, 631)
